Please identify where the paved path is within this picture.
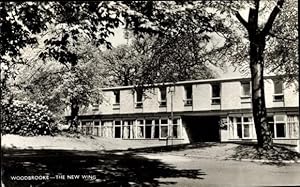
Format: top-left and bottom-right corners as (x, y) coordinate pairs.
(2, 148), (300, 187)
(141, 153), (300, 186)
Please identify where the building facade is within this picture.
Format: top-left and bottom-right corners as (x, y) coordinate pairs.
(71, 76), (299, 146)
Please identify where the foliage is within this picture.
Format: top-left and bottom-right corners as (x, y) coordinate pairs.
(101, 31), (217, 87)
(1, 100), (57, 136)
(215, 0), (297, 149)
(204, 0), (298, 82)
(13, 42), (105, 122)
(264, 0), (298, 83)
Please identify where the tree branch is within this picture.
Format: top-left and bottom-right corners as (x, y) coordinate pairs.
(261, 0), (285, 36)
(235, 11), (249, 30)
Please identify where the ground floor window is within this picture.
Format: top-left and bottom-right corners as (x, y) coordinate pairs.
(268, 115), (286, 138)
(228, 114), (299, 140)
(102, 121), (113, 138)
(136, 119), (145, 138)
(228, 116), (254, 139)
(287, 115), (299, 138)
(93, 121), (100, 136)
(81, 121), (93, 135)
(79, 117), (182, 139)
(171, 119), (180, 138)
(145, 119), (152, 139)
(160, 119), (169, 138)
(122, 120), (134, 139)
(154, 119), (160, 138)
(114, 120), (121, 138)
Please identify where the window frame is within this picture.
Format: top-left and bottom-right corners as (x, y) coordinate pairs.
(231, 116), (254, 139)
(211, 83), (221, 105)
(136, 119), (145, 138)
(114, 120), (122, 138)
(268, 115), (287, 138)
(159, 87), (167, 107)
(113, 90), (120, 105)
(240, 81), (251, 98)
(184, 85), (193, 106)
(273, 79), (284, 102)
(160, 118), (169, 139)
(135, 89), (143, 108)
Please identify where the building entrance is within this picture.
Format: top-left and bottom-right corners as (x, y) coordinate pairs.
(183, 116), (220, 142)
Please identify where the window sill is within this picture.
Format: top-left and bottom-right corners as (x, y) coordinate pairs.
(240, 96), (251, 99)
(273, 100), (284, 102)
(272, 137), (287, 139)
(113, 104), (120, 110)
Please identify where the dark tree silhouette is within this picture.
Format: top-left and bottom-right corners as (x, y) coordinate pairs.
(234, 0), (285, 149)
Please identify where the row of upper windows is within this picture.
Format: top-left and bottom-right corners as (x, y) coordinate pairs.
(108, 79), (284, 108)
(240, 80), (284, 102)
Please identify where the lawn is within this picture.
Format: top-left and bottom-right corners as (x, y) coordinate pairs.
(2, 134), (300, 162)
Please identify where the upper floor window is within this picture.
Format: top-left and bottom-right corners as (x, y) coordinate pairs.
(92, 95), (101, 111)
(159, 87), (167, 107)
(184, 85), (193, 106)
(273, 80), (284, 102)
(211, 84), (221, 105)
(241, 82), (251, 97)
(135, 88), (143, 108)
(114, 90), (120, 105)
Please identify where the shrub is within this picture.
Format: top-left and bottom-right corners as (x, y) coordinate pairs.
(1, 100), (57, 136)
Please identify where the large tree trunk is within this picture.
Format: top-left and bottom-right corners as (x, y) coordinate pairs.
(68, 63), (79, 132)
(249, 36), (273, 150)
(234, 0), (284, 150)
(69, 96), (79, 131)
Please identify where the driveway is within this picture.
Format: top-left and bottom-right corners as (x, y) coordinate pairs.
(141, 153), (300, 186)
(2, 148), (300, 187)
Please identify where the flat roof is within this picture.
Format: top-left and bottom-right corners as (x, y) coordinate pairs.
(101, 75), (282, 91)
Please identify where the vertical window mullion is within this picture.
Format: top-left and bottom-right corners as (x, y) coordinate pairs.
(241, 116), (244, 138)
(274, 117), (277, 138)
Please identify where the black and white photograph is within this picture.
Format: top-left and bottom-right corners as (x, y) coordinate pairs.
(0, 1), (299, 186)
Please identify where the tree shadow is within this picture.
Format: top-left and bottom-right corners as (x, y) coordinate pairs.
(111, 142), (222, 154)
(229, 143), (300, 166)
(2, 148), (206, 187)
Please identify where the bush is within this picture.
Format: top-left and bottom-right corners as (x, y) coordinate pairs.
(1, 100), (58, 136)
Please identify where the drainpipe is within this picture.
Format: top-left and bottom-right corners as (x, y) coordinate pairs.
(297, 119), (300, 153)
(167, 84), (175, 146)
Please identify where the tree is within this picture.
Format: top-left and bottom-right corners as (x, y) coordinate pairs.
(125, 0), (297, 150)
(2, 2), (162, 130)
(12, 36), (112, 125)
(232, 0), (297, 150)
(102, 3), (221, 86)
(101, 33), (216, 87)
(202, 0), (297, 149)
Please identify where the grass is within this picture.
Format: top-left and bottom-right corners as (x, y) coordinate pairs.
(2, 133), (300, 162)
(230, 143), (300, 161)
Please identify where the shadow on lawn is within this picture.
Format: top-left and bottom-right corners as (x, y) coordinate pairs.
(2, 148), (206, 187)
(112, 142), (223, 154)
(230, 143), (300, 166)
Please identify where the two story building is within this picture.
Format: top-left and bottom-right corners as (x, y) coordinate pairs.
(71, 75), (299, 146)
